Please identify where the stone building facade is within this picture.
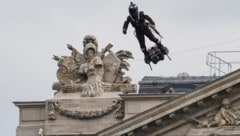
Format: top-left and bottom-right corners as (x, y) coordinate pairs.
(14, 35), (240, 135)
(15, 68), (240, 136)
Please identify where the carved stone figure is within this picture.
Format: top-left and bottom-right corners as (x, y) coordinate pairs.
(64, 41), (105, 97)
(47, 101), (57, 120)
(52, 35), (137, 97)
(200, 98), (240, 128)
(213, 98), (240, 127)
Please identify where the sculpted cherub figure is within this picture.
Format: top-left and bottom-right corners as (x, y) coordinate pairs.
(213, 98), (240, 127)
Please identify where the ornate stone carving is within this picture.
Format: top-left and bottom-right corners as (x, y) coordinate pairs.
(115, 99), (125, 119)
(52, 35), (137, 97)
(201, 98), (240, 127)
(50, 99), (121, 120)
(47, 101), (57, 120)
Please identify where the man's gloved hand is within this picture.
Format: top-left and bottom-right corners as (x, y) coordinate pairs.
(148, 24), (155, 29)
(123, 29), (127, 34)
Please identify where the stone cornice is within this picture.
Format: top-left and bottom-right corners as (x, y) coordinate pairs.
(120, 93), (183, 100)
(97, 69), (240, 136)
(13, 101), (45, 108)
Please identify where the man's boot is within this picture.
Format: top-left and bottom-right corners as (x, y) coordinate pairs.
(157, 41), (169, 55)
(143, 51), (151, 64)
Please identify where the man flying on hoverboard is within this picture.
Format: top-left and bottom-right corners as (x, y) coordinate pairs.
(122, 2), (170, 65)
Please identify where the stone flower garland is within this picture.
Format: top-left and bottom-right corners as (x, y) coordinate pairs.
(51, 99), (122, 120)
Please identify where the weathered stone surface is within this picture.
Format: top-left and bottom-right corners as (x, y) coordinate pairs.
(120, 93), (182, 119)
(14, 34), (240, 136)
(14, 101), (45, 136)
(16, 126), (44, 136)
(21, 107), (45, 122)
(187, 126), (240, 136)
(15, 92), (126, 135)
(44, 92), (123, 135)
(97, 69), (240, 136)
(52, 35), (137, 96)
(15, 35), (139, 136)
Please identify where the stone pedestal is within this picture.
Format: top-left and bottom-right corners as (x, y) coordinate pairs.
(46, 92), (122, 135)
(15, 92), (123, 136)
(14, 101), (45, 136)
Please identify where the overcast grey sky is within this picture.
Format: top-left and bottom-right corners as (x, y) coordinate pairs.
(1, 0), (240, 135)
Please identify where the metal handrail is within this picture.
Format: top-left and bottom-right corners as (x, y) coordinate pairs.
(206, 51), (240, 77)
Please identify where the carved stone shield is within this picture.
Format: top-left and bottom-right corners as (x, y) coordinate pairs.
(102, 53), (121, 83)
(56, 53), (86, 85)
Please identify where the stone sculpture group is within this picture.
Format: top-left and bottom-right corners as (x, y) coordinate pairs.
(52, 35), (137, 97)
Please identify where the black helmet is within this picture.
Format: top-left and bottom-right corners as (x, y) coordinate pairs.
(129, 2), (138, 19)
